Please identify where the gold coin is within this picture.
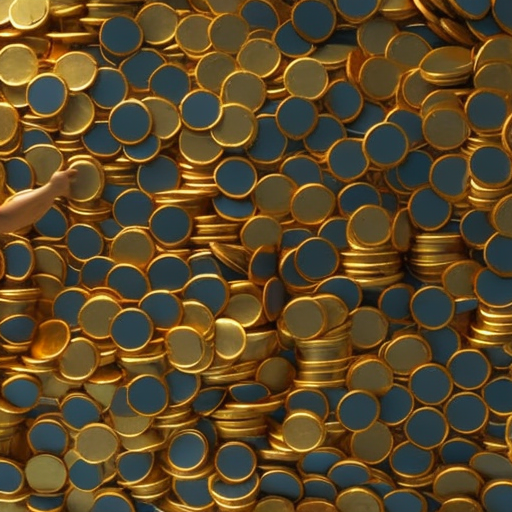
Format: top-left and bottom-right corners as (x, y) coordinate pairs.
(76, 423), (119, 463)
(25, 454), (67, 493)
(282, 296), (326, 340)
(282, 410), (326, 452)
(283, 58), (328, 100)
(347, 205), (392, 248)
(166, 326), (205, 369)
(237, 38), (281, 78)
(30, 318), (70, 361)
(209, 13), (249, 54)
(54, 51), (97, 91)
(136, 2), (178, 46)
(335, 487), (384, 512)
(211, 103), (257, 148)
(214, 317), (246, 361)
(0, 44), (38, 86)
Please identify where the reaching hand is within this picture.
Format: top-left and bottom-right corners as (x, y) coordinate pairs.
(48, 168), (78, 198)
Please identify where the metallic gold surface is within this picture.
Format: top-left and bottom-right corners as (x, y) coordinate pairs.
(0, 3), (510, 511)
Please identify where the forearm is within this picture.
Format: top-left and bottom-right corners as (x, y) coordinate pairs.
(0, 184), (58, 234)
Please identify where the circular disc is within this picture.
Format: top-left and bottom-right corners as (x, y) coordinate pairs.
(76, 423), (119, 463)
(283, 58), (328, 99)
(68, 158), (104, 202)
(127, 374), (168, 416)
(347, 205), (391, 247)
(283, 411), (325, 452)
(25, 454), (67, 493)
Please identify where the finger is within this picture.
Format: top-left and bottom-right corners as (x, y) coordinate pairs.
(61, 167), (78, 174)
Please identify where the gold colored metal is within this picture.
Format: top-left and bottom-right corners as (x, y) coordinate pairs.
(282, 410), (325, 450)
(25, 454), (67, 493)
(0, 44), (38, 86)
(283, 58), (328, 100)
(54, 51), (97, 91)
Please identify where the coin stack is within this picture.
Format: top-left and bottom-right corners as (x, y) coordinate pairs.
(407, 232), (468, 284)
(470, 304), (512, 349)
(341, 204), (405, 290)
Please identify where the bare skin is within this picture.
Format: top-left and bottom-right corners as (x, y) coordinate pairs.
(0, 168), (78, 234)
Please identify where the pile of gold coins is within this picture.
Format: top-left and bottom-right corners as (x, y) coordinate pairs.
(3, 0), (512, 511)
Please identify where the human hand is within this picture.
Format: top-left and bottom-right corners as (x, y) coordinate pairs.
(48, 168), (78, 198)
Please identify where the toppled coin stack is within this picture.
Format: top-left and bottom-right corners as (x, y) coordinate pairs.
(3, 0), (512, 511)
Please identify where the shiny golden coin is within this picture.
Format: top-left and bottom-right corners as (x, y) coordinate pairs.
(0, 44), (38, 86)
(401, 68), (436, 109)
(175, 13), (212, 54)
(350, 307), (389, 351)
(76, 423), (119, 463)
(54, 51), (97, 91)
(433, 466), (483, 499)
(60, 92), (95, 137)
(255, 497), (295, 512)
(59, 337), (99, 382)
(442, 260), (481, 298)
(296, 499), (337, 512)
(221, 70), (266, 112)
(492, 194), (512, 236)
(224, 291), (262, 328)
(282, 296), (326, 340)
(350, 421), (393, 465)
(240, 215), (281, 251)
(419, 46), (472, 83)
(347, 356), (394, 396)
(474, 62), (512, 93)
(214, 317), (246, 362)
(0, 103), (18, 147)
(254, 174), (296, 218)
(211, 103), (257, 148)
(257, 356), (296, 394)
(182, 299), (215, 338)
(386, 31), (431, 67)
(142, 96), (181, 141)
(335, 487), (384, 512)
(136, 2), (178, 46)
(283, 58), (328, 100)
(2, 82), (27, 108)
(291, 184), (335, 225)
(209, 13), (249, 54)
(67, 157), (104, 203)
(359, 56), (401, 101)
(357, 16), (398, 55)
(195, 51), (237, 93)
(25, 144), (64, 185)
(78, 294), (121, 340)
(383, 334), (432, 376)
(237, 38), (281, 78)
(422, 106), (469, 150)
(9, 0), (49, 31)
(166, 326), (205, 369)
(30, 318), (70, 361)
(439, 497), (483, 512)
(347, 205), (391, 248)
(25, 454), (67, 493)
(282, 411), (326, 452)
(179, 128), (223, 166)
(316, 294), (349, 331)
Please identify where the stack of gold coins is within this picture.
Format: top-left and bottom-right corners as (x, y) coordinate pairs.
(470, 304), (512, 348)
(341, 203), (406, 291)
(407, 232), (467, 283)
(279, 295), (351, 388)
